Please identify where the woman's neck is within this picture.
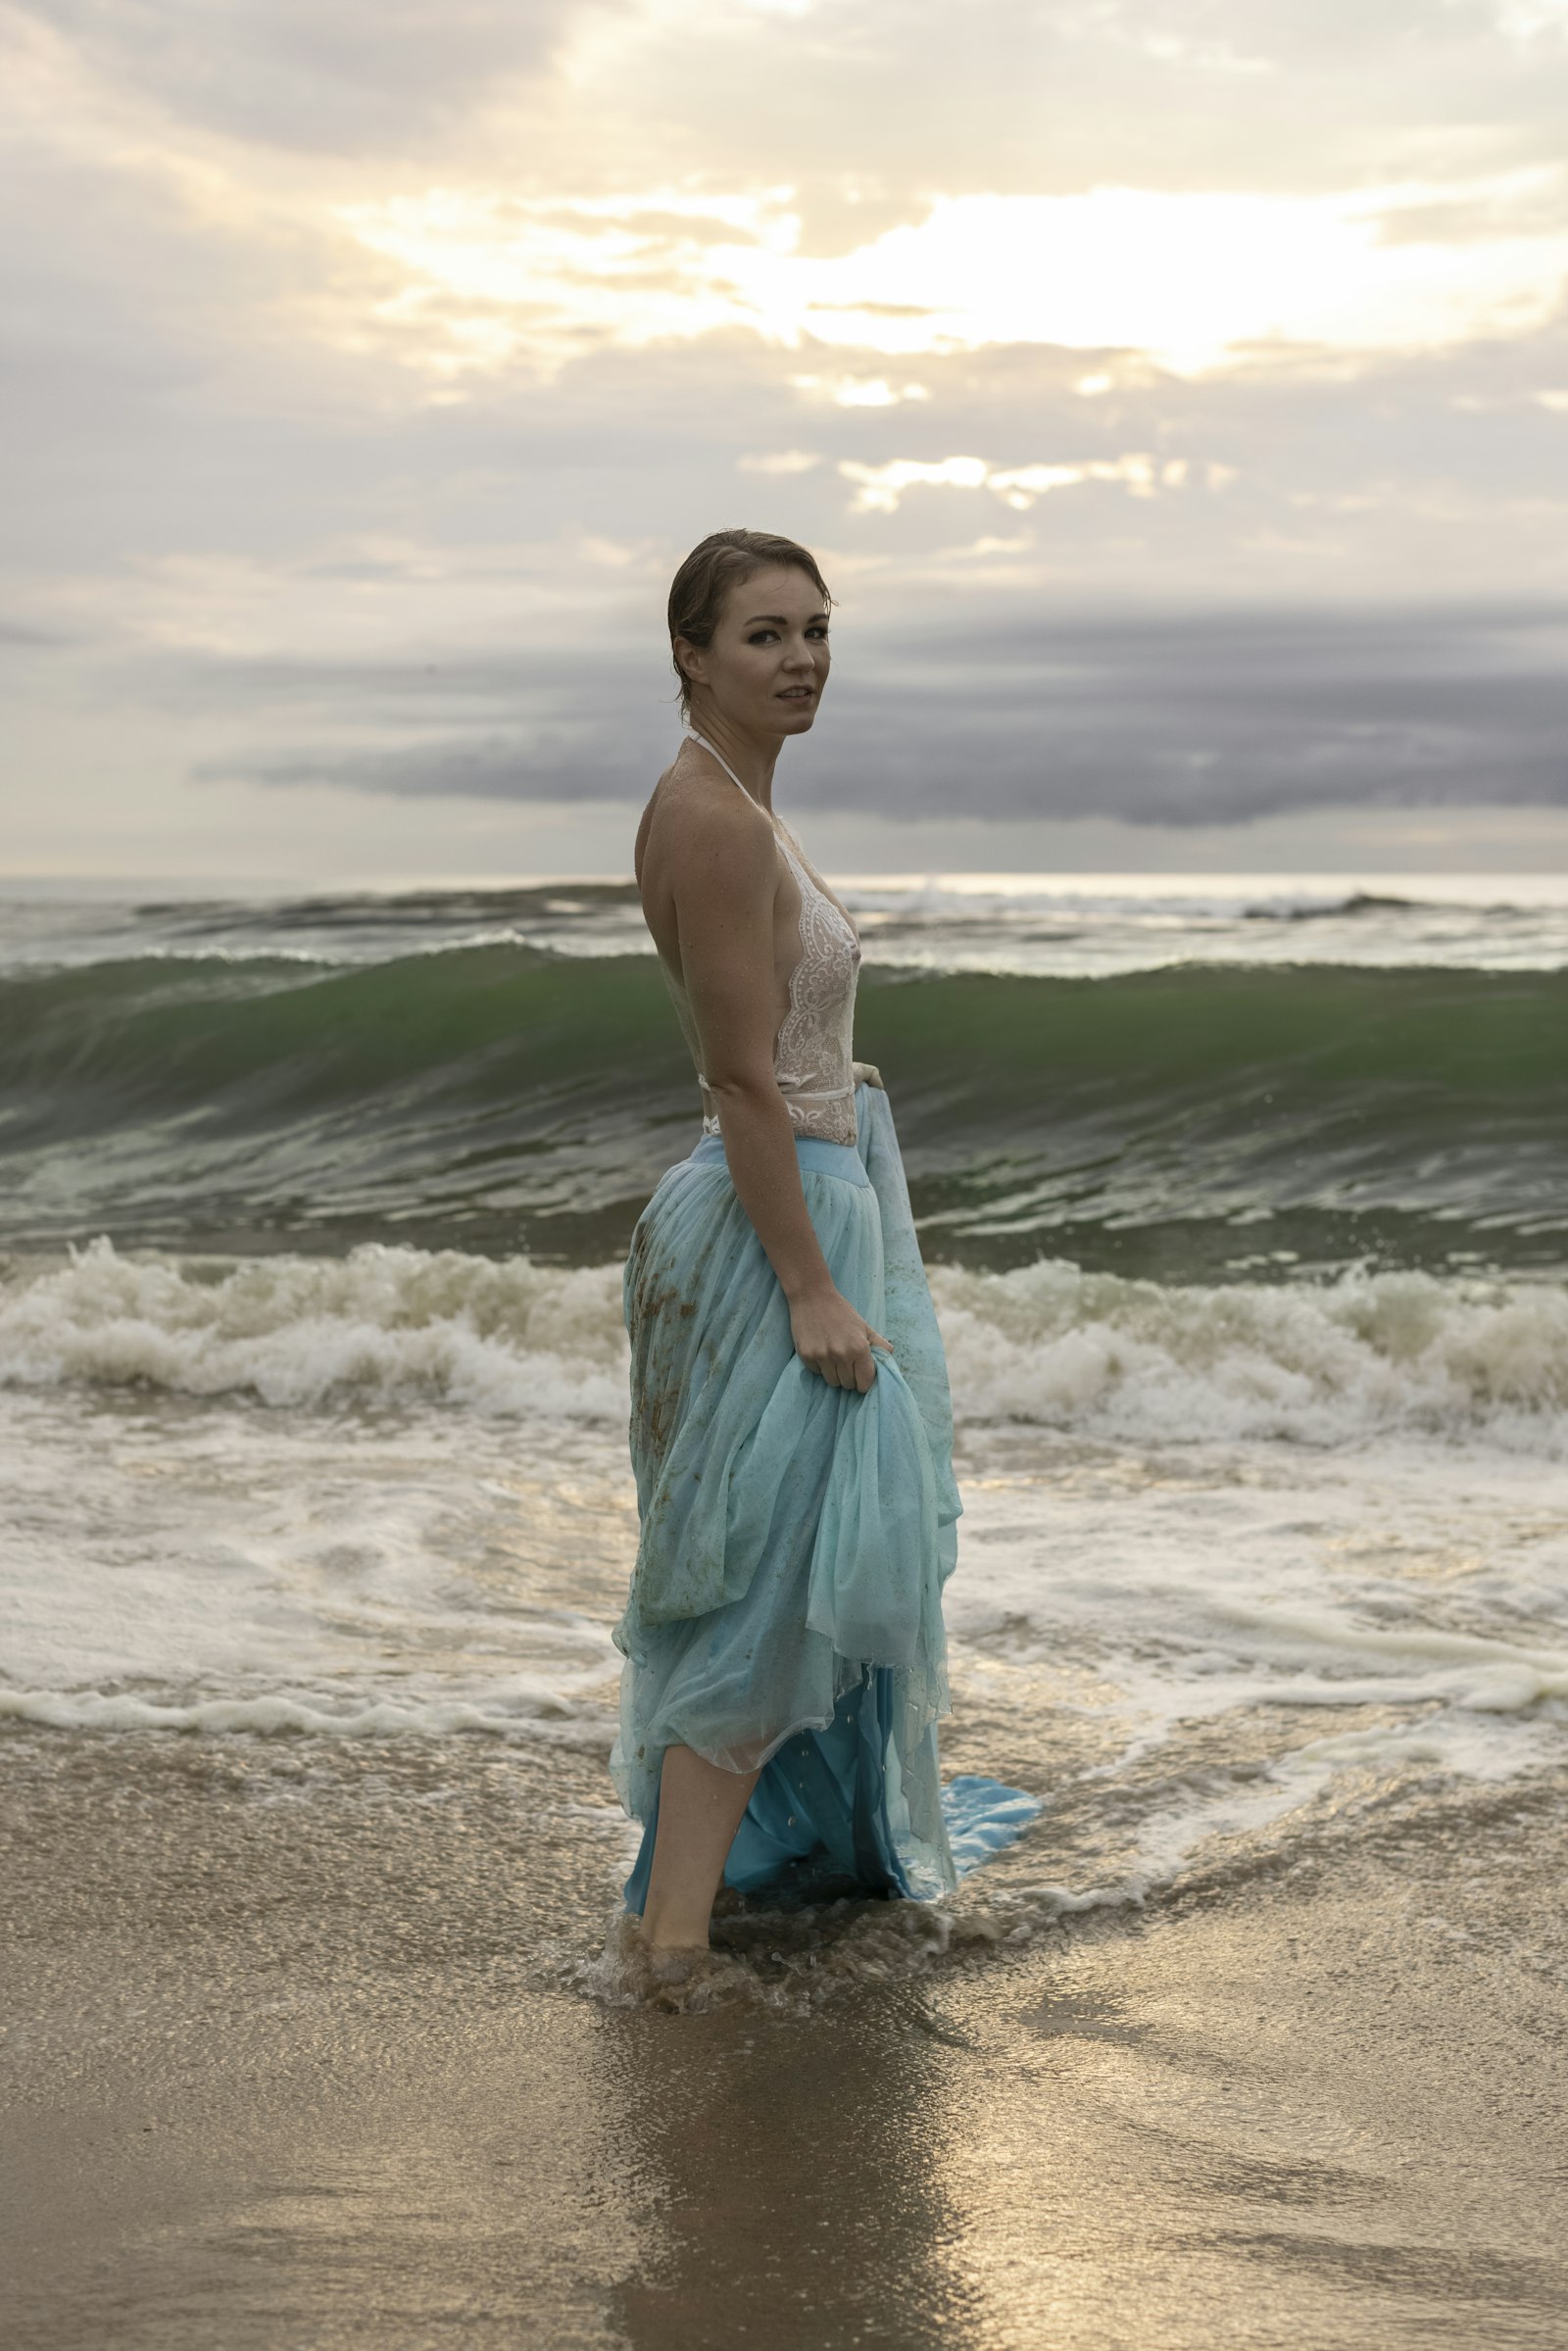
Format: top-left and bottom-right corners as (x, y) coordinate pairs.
(684, 714), (780, 811)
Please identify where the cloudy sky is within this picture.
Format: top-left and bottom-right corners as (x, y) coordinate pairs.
(4, 0), (1567, 881)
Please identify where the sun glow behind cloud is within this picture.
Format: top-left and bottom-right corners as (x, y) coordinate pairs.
(337, 171), (1568, 379)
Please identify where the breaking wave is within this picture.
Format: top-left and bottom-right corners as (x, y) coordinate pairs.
(3, 1238), (1562, 1452)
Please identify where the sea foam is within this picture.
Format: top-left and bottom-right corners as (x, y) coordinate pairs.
(0, 1236), (626, 1419)
(2, 1238), (1562, 1453)
(931, 1257), (1568, 1452)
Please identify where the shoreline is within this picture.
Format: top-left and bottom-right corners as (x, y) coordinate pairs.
(6, 1730), (1567, 2349)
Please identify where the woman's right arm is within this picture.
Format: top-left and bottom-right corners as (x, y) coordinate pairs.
(672, 796), (889, 1394)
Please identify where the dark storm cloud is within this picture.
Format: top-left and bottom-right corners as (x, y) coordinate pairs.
(186, 639), (674, 800)
(188, 601), (1568, 827)
(814, 601), (1568, 826)
(15, 1), (610, 152)
(0, 615), (70, 645)
(204, 733), (660, 804)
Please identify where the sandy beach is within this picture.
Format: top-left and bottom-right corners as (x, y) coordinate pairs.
(6, 1728), (1567, 2351)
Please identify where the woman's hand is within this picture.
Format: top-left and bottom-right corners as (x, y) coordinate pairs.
(788, 1285), (893, 1393)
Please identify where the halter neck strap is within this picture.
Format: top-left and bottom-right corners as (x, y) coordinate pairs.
(684, 727), (760, 807)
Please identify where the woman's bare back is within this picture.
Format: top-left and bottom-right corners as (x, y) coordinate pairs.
(636, 739), (864, 1147)
(634, 756), (797, 1040)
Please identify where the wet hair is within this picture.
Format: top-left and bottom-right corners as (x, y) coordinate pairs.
(667, 528), (832, 716)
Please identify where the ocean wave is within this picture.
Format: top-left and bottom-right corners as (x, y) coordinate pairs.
(930, 1250), (1568, 1447)
(848, 883), (1422, 922)
(0, 1684), (616, 1741)
(7, 946), (1566, 1120)
(0, 1237), (627, 1417)
(3, 947), (1565, 1272)
(931, 1257), (1568, 1450)
(3, 1239), (1562, 1452)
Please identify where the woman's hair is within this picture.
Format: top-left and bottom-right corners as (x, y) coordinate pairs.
(667, 528), (833, 716)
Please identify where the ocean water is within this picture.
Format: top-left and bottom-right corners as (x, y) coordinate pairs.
(2, 872), (1565, 1969)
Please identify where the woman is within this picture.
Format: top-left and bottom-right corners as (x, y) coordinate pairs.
(612, 527), (1034, 1957)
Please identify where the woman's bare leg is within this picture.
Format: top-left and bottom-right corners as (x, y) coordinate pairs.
(641, 1744), (762, 1951)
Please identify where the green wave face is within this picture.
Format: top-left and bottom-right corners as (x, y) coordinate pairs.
(2, 948), (1564, 1277)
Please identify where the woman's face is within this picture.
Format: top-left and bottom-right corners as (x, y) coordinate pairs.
(679, 564), (831, 737)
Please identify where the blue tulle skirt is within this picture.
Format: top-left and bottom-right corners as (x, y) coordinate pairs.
(612, 1080), (1039, 1908)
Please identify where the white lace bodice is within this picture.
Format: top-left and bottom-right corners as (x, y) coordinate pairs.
(658, 729), (863, 1148)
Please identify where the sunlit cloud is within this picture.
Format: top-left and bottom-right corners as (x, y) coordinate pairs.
(953, 535), (1034, 558)
(839, 453), (1164, 514)
(1493, 0), (1568, 40)
(335, 171), (1568, 380)
(738, 450), (823, 472)
(789, 373), (932, 407)
(334, 185), (796, 372)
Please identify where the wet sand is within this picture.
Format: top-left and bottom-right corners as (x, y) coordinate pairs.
(5, 1731), (1568, 2351)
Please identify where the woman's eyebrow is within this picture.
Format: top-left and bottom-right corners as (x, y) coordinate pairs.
(742, 612), (830, 627)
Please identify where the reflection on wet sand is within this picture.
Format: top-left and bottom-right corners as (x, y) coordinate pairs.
(920, 1874), (1568, 2351)
(601, 1981), (967, 2350)
(593, 1792), (1568, 2351)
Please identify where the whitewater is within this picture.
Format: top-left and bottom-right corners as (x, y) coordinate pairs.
(2, 872), (1564, 1927)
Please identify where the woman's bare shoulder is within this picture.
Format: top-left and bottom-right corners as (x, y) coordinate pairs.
(636, 758), (776, 905)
